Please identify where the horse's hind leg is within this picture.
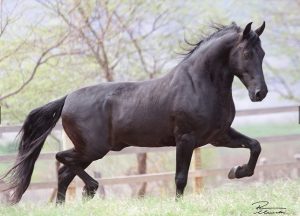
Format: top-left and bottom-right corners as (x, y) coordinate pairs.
(59, 109), (110, 201)
(212, 127), (261, 179)
(56, 162), (90, 204)
(56, 165), (74, 204)
(56, 149), (104, 201)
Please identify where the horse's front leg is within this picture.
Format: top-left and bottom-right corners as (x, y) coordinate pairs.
(212, 127), (261, 179)
(175, 133), (196, 199)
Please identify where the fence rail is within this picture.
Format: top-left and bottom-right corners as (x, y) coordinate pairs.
(0, 160), (299, 191)
(235, 105), (298, 116)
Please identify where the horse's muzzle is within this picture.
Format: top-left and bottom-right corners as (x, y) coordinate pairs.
(249, 88), (268, 102)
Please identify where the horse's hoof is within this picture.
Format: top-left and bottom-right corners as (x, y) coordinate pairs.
(228, 166), (239, 179)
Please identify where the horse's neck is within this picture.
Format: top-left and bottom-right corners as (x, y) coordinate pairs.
(191, 34), (237, 96)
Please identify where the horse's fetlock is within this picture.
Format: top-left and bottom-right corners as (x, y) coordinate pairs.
(175, 176), (187, 188)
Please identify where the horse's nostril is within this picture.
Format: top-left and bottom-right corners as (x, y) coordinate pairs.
(255, 90), (261, 99)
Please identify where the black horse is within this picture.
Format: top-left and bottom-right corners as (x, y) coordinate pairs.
(3, 21), (267, 204)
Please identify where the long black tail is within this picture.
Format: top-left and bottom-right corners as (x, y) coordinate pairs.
(2, 96), (67, 204)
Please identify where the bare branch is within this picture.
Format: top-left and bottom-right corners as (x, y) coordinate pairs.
(113, 11), (149, 74)
(0, 39), (26, 62)
(0, 34), (69, 101)
(0, 17), (9, 37)
(72, 4), (114, 81)
(140, 10), (169, 40)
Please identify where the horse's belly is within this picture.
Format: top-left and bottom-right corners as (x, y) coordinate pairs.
(113, 114), (174, 147)
(116, 134), (175, 148)
(114, 124), (175, 147)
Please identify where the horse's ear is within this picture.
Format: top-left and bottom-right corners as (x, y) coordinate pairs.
(255, 21), (265, 36)
(243, 22), (252, 39)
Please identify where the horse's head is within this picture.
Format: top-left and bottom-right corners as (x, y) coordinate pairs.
(229, 22), (268, 102)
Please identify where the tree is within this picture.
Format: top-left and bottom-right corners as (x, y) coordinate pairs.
(0, 0), (77, 124)
(0, 0), (67, 101)
(38, 0), (175, 81)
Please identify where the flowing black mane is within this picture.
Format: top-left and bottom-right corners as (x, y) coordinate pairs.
(182, 22), (242, 60)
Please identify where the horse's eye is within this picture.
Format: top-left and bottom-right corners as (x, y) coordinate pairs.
(243, 51), (251, 59)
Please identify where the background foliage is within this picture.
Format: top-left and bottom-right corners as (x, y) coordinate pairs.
(0, 0), (299, 124)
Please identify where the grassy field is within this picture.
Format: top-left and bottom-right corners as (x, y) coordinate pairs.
(236, 122), (299, 138)
(0, 180), (299, 216)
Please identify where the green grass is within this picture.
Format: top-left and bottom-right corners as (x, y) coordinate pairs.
(236, 122), (299, 137)
(0, 180), (299, 216)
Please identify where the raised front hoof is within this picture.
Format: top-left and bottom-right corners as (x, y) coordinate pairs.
(228, 166), (239, 179)
(228, 165), (253, 179)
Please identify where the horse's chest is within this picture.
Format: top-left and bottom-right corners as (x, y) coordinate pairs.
(174, 102), (234, 137)
(203, 100), (235, 140)
(212, 106), (234, 129)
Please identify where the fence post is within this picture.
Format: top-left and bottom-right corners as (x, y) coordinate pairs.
(93, 171), (105, 199)
(49, 161), (60, 202)
(137, 153), (147, 197)
(259, 157), (267, 182)
(294, 154), (300, 178)
(193, 148), (202, 193)
(62, 130), (76, 200)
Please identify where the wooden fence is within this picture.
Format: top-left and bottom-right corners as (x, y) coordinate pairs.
(0, 105), (299, 197)
(0, 135), (299, 189)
